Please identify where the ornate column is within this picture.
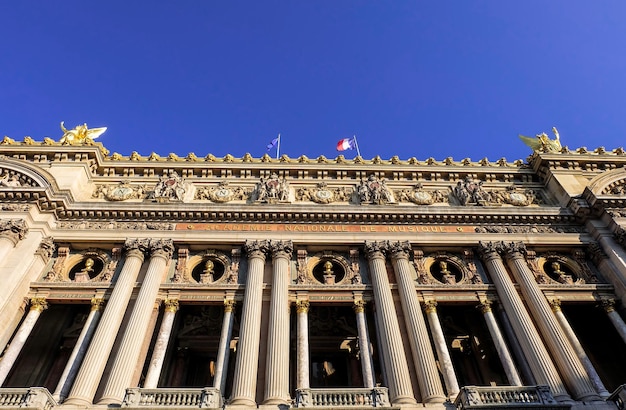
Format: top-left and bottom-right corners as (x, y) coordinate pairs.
(504, 242), (600, 402)
(0, 219), (28, 261)
(549, 299), (609, 397)
(99, 239), (174, 404)
(143, 299), (179, 389)
(0, 298), (47, 385)
(364, 241), (416, 405)
(601, 299), (626, 344)
(65, 239), (149, 405)
(263, 240), (293, 405)
(478, 242), (569, 401)
(353, 300), (375, 388)
(477, 300), (522, 386)
(214, 299), (236, 393)
(388, 242), (445, 403)
(296, 300), (310, 389)
(53, 298), (105, 402)
(230, 240), (268, 406)
(423, 300), (459, 397)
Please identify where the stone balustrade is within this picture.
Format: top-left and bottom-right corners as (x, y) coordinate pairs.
(454, 386), (571, 409)
(0, 388), (56, 410)
(294, 387), (390, 408)
(121, 388), (222, 409)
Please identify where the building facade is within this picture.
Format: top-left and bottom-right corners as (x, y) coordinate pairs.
(1, 135), (626, 410)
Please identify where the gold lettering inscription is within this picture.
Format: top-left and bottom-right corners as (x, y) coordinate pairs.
(179, 223), (471, 233)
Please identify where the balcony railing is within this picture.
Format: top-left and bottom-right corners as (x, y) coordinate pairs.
(122, 388), (222, 409)
(294, 387), (390, 408)
(0, 388), (56, 410)
(454, 386), (571, 409)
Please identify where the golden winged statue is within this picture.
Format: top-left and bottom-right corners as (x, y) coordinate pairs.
(518, 127), (562, 153)
(59, 121), (107, 145)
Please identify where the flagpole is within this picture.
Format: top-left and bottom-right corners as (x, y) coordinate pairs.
(276, 133), (281, 159)
(353, 135), (361, 157)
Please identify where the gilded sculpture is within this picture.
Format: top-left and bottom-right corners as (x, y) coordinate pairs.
(59, 122), (107, 145)
(519, 127), (562, 153)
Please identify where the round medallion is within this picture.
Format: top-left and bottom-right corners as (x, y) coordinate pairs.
(107, 186), (134, 201)
(412, 190), (433, 205)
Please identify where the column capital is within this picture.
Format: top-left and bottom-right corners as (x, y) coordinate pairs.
(549, 298), (562, 312)
(269, 240), (293, 259)
(149, 239), (175, 260)
(34, 237), (56, 262)
(243, 239), (269, 259)
(224, 299), (236, 313)
(388, 241), (411, 259)
(296, 300), (310, 313)
(0, 218), (28, 245)
(164, 299), (179, 313)
(29, 298), (48, 312)
(477, 299), (492, 313)
(502, 241), (527, 259)
(601, 298), (616, 313)
(352, 300), (366, 313)
(90, 298), (105, 312)
(477, 241), (504, 261)
(123, 238), (150, 259)
(364, 240), (388, 259)
(424, 300), (438, 314)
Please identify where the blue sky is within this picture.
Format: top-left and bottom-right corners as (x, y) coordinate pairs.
(2, 1), (625, 162)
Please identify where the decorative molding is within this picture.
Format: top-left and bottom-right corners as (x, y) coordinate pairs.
(35, 237), (55, 262)
(56, 221), (175, 230)
(295, 182), (353, 204)
(195, 180), (251, 203)
(92, 181), (149, 201)
(0, 218), (28, 244)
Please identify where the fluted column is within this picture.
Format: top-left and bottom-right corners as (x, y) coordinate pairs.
(353, 300), (375, 388)
(601, 299), (626, 344)
(263, 240), (293, 404)
(296, 300), (310, 389)
(230, 240), (268, 406)
(143, 299), (179, 389)
(65, 239), (148, 405)
(0, 219), (28, 262)
(478, 242), (570, 401)
(99, 239), (174, 404)
(549, 299), (609, 397)
(477, 300), (522, 386)
(388, 242), (445, 403)
(423, 301), (459, 397)
(504, 242), (599, 402)
(214, 299), (236, 393)
(364, 241), (416, 405)
(53, 298), (105, 402)
(0, 298), (47, 385)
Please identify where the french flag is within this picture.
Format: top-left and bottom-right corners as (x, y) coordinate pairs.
(336, 137), (356, 151)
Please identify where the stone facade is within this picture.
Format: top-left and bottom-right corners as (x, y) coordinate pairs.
(0, 138), (625, 409)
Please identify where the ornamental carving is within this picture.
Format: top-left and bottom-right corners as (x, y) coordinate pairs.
(149, 239), (175, 259)
(195, 181), (251, 203)
(35, 237), (56, 262)
(0, 218), (28, 243)
(172, 248), (189, 283)
(388, 241), (411, 258)
(244, 240), (269, 257)
(452, 176), (492, 206)
(0, 169), (38, 187)
(420, 251), (476, 285)
(256, 173), (290, 203)
(395, 184), (448, 205)
(364, 240), (388, 257)
(227, 248), (241, 284)
(0, 204), (30, 211)
(270, 240), (294, 258)
(153, 171), (187, 202)
(357, 176), (396, 205)
(475, 225), (582, 234)
(182, 249), (232, 284)
(295, 182), (353, 204)
(296, 249), (309, 284)
(302, 251), (355, 285)
(92, 181), (149, 201)
(44, 247), (114, 283)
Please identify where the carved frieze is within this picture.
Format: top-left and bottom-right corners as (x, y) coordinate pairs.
(56, 221), (175, 230)
(357, 176), (396, 205)
(0, 169), (38, 188)
(195, 181), (251, 203)
(395, 184), (448, 205)
(256, 173), (290, 203)
(295, 182), (353, 204)
(92, 181), (149, 201)
(474, 225), (582, 234)
(0, 204), (31, 211)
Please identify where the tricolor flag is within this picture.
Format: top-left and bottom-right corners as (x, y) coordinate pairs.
(336, 137), (356, 151)
(267, 137), (279, 151)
